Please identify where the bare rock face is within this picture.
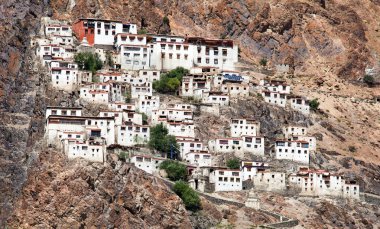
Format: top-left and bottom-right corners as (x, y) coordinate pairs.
(7, 151), (192, 228)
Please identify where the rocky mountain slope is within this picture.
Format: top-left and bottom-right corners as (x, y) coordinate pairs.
(6, 151), (192, 228)
(50, 0), (380, 79)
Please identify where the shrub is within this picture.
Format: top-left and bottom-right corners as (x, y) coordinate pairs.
(226, 158), (240, 169)
(118, 152), (129, 161)
(309, 98), (320, 111)
(149, 123), (179, 153)
(348, 146), (356, 153)
(173, 181), (201, 211)
(259, 58), (267, 67)
(137, 28), (148, 35)
(160, 160), (187, 181)
(74, 52), (103, 74)
(163, 16), (170, 25)
(105, 51), (113, 67)
(153, 67), (189, 94)
(363, 74), (375, 86)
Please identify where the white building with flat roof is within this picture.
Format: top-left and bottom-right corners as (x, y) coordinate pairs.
(116, 122), (150, 146)
(166, 121), (195, 138)
(210, 169), (242, 192)
(203, 92), (230, 106)
(289, 169), (360, 199)
(241, 161), (269, 181)
(283, 125), (308, 138)
(45, 24), (72, 37)
(131, 83), (152, 99)
(139, 69), (160, 82)
(288, 96), (310, 115)
(177, 137), (204, 160)
(46, 106), (82, 119)
(135, 95), (160, 117)
(275, 139), (310, 164)
(108, 102), (136, 111)
(230, 119), (260, 137)
(209, 136), (264, 156)
(152, 108), (193, 125)
(220, 82), (249, 98)
(180, 74), (211, 98)
(253, 171), (287, 191)
(50, 60), (78, 91)
(130, 155), (165, 175)
(185, 151), (212, 167)
(65, 139), (106, 163)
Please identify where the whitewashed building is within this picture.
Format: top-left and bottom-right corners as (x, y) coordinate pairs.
(108, 102), (136, 112)
(45, 24), (72, 37)
(288, 95), (310, 115)
(203, 92), (230, 106)
(45, 106), (82, 119)
(289, 169), (360, 199)
(131, 83), (152, 99)
(65, 139), (106, 163)
(50, 60), (78, 91)
(166, 120), (195, 138)
(130, 155), (165, 175)
(181, 74), (211, 98)
(116, 122), (150, 146)
(275, 139), (310, 164)
(241, 161), (269, 181)
(177, 137), (204, 160)
(221, 82), (249, 98)
(210, 169), (243, 192)
(253, 171), (287, 191)
(209, 136), (265, 156)
(230, 119), (260, 137)
(283, 125), (308, 138)
(185, 151), (212, 167)
(152, 108), (193, 125)
(135, 95), (160, 116)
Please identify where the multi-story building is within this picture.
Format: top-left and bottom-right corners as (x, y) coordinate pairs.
(138, 69), (160, 82)
(180, 74), (211, 98)
(210, 169), (243, 192)
(275, 139), (310, 164)
(241, 161), (269, 181)
(177, 137), (204, 160)
(36, 44), (76, 65)
(50, 60), (78, 91)
(209, 136), (265, 156)
(289, 168), (360, 199)
(135, 95), (160, 116)
(220, 82), (249, 98)
(108, 102), (136, 112)
(116, 122), (150, 146)
(283, 125), (308, 138)
(131, 83), (152, 99)
(65, 139), (106, 163)
(260, 79), (291, 107)
(45, 24), (72, 37)
(72, 18), (137, 46)
(203, 91), (230, 106)
(166, 120), (195, 138)
(45, 106), (82, 119)
(253, 171), (287, 191)
(230, 119), (260, 137)
(185, 151), (212, 167)
(151, 108), (193, 125)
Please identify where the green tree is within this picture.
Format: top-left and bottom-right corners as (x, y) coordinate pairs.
(363, 74), (375, 87)
(226, 158), (240, 169)
(259, 58), (267, 67)
(163, 16), (170, 25)
(118, 152), (129, 162)
(138, 28), (148, 34)
(160, 160), (187, 181)
(105, 51), (113, 67)
(173, 181), (201, 211)
(309, 98), (320, 111)
(149, 123), (179, 153)
(74, 52), (103, 74)
(153, 67), (189, 94)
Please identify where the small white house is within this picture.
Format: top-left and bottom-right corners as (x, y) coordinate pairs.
(241, 161), (269, 181)
(131, 83), (152, 99)
(241, 136), (265, 156)
(203, 92), (229, 106)
(177, 137), (204, 160)
(166, 120), (195, 138)
(262, 90), (287, 107)
(50, 60), (78, 91)
(65, 139), (106, 163)
(185, 151), (212, 167)
(108, 102), (136, 112)
(139, 69), (160, 82)
(151, 108), (193, 124)
(116, 122), (150, 146)
(288, 96), (310, 115)
(283, 125), (308, 138)
(220, 82), (249, 98)
(230, 119), (260, 137)
(181, 74), (211, 98)
(275, 139), (310, 164)
(210, 169), (242, 192)
(85, 116), (116, 145)
(130, 155), (165, 175)
(135, 95), (160, 117)
(253, 171), (287, 191)
(80, 88), (109, 104)
(45, 24), (72, 37)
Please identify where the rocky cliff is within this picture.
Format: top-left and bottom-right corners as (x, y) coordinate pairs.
(6, 151), (192, 228)
(50, 0), (380, 79)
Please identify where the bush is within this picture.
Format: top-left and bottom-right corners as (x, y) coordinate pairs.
(149, 123), (179, 153)
(118, 152), (129, 161)
(309, 98), (320, 111)
(363, 75), (375, 86)
(163, 16), (170, 25)
(348, 146), (357, 153)
(173, 181), (201, 211)
(259, 58), (267, 67)
(160, 160), (187, 181)
(153, 67), (189, 94)
(74, 52), (103, 74)
(138, 28), (148, 35)
(226, 158), (240, 169)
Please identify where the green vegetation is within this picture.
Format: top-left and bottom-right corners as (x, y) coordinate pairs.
(309, 98), (320, 111)
(173, 181), (201, 211)
(137, 28), (148, 34)
(259, 58), (267, 67)
(160, 160), (187, 181)
(118, 152), (129, 161)
(149, 123), (179, 153)
(92, 75), (100, 83)
(163, 16), (170, 25)
(74, 52), (103, 74)
(226, 158), (240, 169)
(153, 67), (189, 94)
(124, 90), (132, 103)
(363, 74), (375, 87)
(105, 51), (113, 67)
(141, 112), (148, 124)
